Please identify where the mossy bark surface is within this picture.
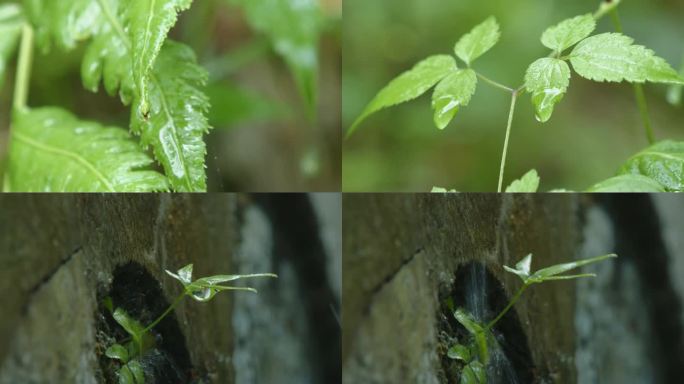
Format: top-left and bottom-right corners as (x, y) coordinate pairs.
(0, 195), (237, 383)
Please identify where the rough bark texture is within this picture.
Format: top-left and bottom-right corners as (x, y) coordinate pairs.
(0, 194), (238, 383)
(342, 194), (581, 383)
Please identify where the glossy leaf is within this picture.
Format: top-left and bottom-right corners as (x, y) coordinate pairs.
(570, 33), (684, 84)
(461, 361), (485, 384)
(130, 41), (210, 192)
(7, 108), (168, 192)
(447, 344), (471, 362)
(503, 253), (532, 280)
(23, 0), (101, 51)
(505, 253), (617, 284)
(112, 308), (145, 343)
(586, 174), (665, 192)
(541, 14), (595, 53)
(524, 58), (570, 122)
(617, 140), (684, 192)
(348, 55), (457, 137)
(119, 360), (145, 384)
(505, 169), (540, 192)
(454, 16), (500, 66)
(126, 0), (193, 115)
(431, 69), (477, 129)
(453, 308), (483, 336)
(166, 263), (277, 302)
(531, 253), (617, 282)
(0, 3), (23, 90)
(229, 0), (322, 115)
(105, 344), (129, 363)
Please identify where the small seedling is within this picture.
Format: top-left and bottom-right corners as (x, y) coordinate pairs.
(103, 264), (277, 384)
(446, 253), (616, 383)
(348, 0), (684, 192)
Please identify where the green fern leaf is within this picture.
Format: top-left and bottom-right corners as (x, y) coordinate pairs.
(7, 107), (169, 192)
(23, 0), (101, 52)
(569, 33), (684, 84)
(0, 3), (23, 90)
(130, 41), (210, 192)
(25, 0), (211, 191)
(126, 0), (194, 115)
(229, 0), (323, 116)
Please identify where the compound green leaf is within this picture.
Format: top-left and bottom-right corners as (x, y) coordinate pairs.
(0, 3), (23, 90)
(126, 0), (194, 115)
(541, 14), (595, 53)
(348, 55), (457, 137)
(524, 58), (570, 122)
(530, 253), (617, 282)
(586, 174), (665, 192)
(23, 0), (101, 52)
(229, 0), (323, 116)
(7, 107), (169, 192)
(570, 33), (684, 84)
(130, 41), (210, 192)
(454, 16), (500, 66)
(431, 69), (477, 129)
(505, 169), (540, 192)
(617, 140), (684, 192)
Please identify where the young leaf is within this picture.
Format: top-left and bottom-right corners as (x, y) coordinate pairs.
(7, 107), (169, 192)
(348, 55), (457, 137)
(166, 263), (194, 286)
(0, 3), (23, 90)
(524, 58), (570, 122)
(431, 69), (477, 129)
(130, 41), (210, 192)
(505, 169), (540, 192)
(229, 0), (323, 116)
(586, 174), (665, 192)
(126, 0), (194, 115)
(530, 253), (617, 282)
(447, 344), (471, 362)
(112, 308), (146, 348)
(540, 14), (595, 53)
(454, 16), (500, 66)
(105, 344), (129, 363)
(453, 308), (484, 336)
(503, 253), (533, 281)
(569, 33), (684, 84)
(617, 140), (684, 192)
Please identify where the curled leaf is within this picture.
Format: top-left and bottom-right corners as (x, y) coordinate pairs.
(431, 69), (477, 129)
(524, 58), (570, 122)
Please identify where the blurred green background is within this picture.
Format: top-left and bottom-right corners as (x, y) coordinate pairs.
(0, 0), (341, 191)
(343, 0), (684, 192)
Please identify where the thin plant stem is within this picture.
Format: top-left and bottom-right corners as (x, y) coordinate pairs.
(486, 283), (528, 329)
(13, 23), (34, 111)
(497, 91), (518, 192)
(142, 292), (186, 334)
(476, 72), (514, 93)
(610, 8), (655, 144)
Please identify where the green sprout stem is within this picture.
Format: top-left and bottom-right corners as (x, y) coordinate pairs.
(497, 90), (518, 192)
(13, 23), (33, 111)
(608, 7), (655, 144)
(476, 72), (514, 93)
(141, 292), (186, 334)
(486, 283), (528, 329)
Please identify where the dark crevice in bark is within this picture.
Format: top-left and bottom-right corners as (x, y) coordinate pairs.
(599, 195), (684, 383)
(253, 193), (341, 383)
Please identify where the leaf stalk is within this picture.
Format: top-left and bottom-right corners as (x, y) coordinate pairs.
(497, 90), (518, 192)
(13, 23), (34, 111)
